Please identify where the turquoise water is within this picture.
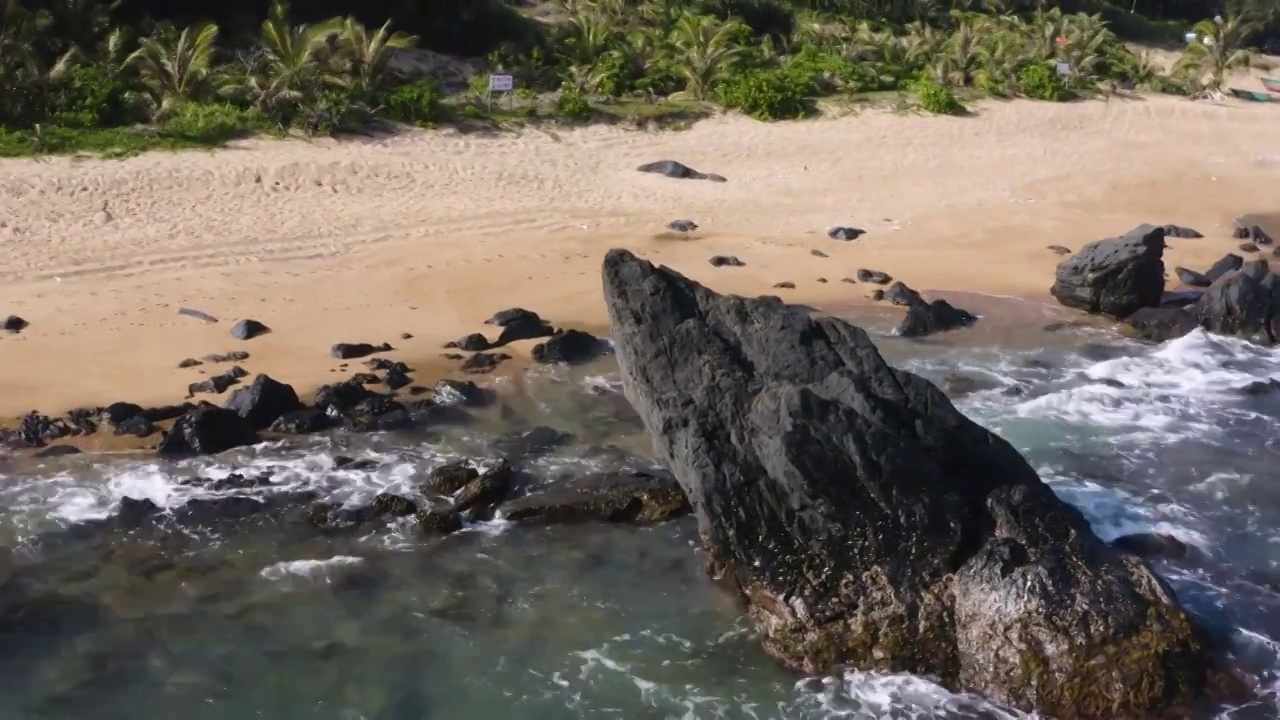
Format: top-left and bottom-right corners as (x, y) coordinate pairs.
(1, 313), (1277, 719)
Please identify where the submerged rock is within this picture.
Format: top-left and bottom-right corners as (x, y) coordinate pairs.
(600, 247), (1235, 718)
(1120, 306), (1198, 343)
(501, 471), (689, 525)
(1050, 224), (1166, 318)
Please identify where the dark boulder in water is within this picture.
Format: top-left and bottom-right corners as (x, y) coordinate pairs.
(600, 247), (1236, 718)
(1193, 259), (1280, 345)
(425, 460), (481, 495)
(531, 329), (608, 365)
(882, 282), (976, 337)
(1051, 224), (1166, 318)
(896, 298), (976, 337)
(432, 379), (496, 408)
(224, 374), (304, 430)
(500, 470), (689, 525)
(157, 404), (258, 455)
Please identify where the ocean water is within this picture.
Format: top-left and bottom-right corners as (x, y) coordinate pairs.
(1, 306), (1278, 720)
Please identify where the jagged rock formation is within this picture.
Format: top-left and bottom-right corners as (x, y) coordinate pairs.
(601, 247), (1238, 718)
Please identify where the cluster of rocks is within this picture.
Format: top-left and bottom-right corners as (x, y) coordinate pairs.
(1050, 223), (1280, 345)
(46, 456), (690, 568)
(443, 308), (609, 374)
(703, 243), (977, 338)
(600, 248), (1245, 719)
(6, 305), (613, 454)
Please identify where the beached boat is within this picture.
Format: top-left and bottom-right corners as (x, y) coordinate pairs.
(1261, 77), (1280, 93)
(1229, 87), (1275, 102)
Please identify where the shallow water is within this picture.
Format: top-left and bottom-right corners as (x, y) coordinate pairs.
(1, 306), (1278, 720)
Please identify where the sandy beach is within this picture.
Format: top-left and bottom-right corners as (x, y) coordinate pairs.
(2, 94), (1280, 418)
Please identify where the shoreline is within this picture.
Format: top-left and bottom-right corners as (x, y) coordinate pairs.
(4, 98), (1280, 426)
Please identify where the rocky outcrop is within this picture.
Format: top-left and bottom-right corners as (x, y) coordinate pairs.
(1051, 224), (1166, 318)
(601, 248), (1235, 718)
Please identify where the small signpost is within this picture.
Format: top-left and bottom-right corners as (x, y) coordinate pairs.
(1056, 62), (1071, 77)
(487, 73), (514, 111)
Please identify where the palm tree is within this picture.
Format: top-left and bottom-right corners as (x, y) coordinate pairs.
(326, 17), (417, 98)
(237, 1), (334, 116)
(124, 22), (220, 119)
(1054, 14), (1114, 88)
(1173, 13), (1259, 93)
(668, 14), (743, 100)
(561, 12), (616, 65)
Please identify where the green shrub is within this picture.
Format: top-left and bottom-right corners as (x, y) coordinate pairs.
(716, 67), (813, 121)
(1017, 63), (1068, 101)
(634, 59), (685, 97)
(300, 91), (372, 136)
(379, 80), (447, 125)
(784, 45), (862, 93)
(590, 52), (633, 97)
(162, 102), (260, 143)
(45, 64), (140, 128)
(555, 90), (596, 122)
(912, 79), (966, 115)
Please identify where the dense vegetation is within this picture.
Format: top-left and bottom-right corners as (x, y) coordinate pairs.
(1, 0), (1276, 157)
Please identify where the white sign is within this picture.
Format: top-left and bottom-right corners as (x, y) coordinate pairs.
(1056, 62), (1071, 76)
(488, 74), (514, 92)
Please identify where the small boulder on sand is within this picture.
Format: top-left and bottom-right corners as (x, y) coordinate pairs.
(1050, 224), (1165, 318)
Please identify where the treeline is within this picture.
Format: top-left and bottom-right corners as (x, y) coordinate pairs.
(0, 0), (1273, 157)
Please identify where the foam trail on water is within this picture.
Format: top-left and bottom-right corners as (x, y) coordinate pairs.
(1011, 330), (1280, 442)
(259, 556), (366, 582)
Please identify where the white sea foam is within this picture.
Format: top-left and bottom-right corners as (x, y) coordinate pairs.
(259, 555), (365, 582)
(1011, 330), (1280, 441)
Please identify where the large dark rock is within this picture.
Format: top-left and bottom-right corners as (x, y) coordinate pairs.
(896, 298), (976, 337)
(230, 319), (269, 340)
(1050, 224), (1166, 318)
(1204, 253), (1244, 284)
(600, 248), (1234, 718)
(1192, 260), (1280, 345)
(224, 375), (304, 430)
(500, 471), (690, 525)
(157, 404), (258, 455)
(531, 329), (608, 365)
